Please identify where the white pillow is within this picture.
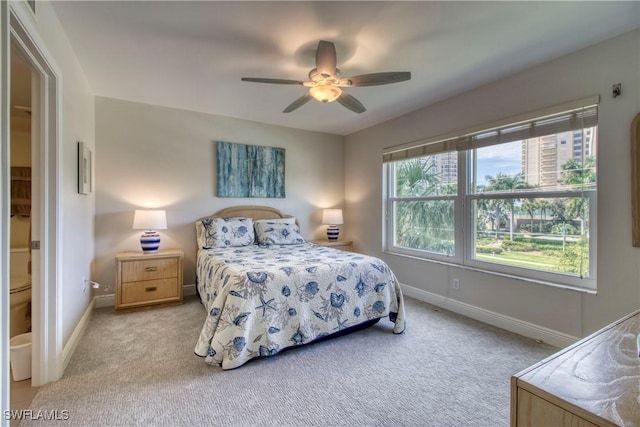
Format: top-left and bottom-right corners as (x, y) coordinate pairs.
(254, 221), (305, 245)
(196, 217), (254, 248)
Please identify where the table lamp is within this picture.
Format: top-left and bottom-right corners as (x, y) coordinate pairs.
(322, 208), (343, 240)
(132, 209), (167, 253)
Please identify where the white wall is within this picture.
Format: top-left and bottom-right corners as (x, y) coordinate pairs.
(13, 1), (96, 347)
(345, 29), (640, 339)
(94, 97), (344, 291)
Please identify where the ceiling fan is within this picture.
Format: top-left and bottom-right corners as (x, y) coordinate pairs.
(241, 40), (411, 114)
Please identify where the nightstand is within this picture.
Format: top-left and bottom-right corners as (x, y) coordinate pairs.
(115, 249), (183, 310)
(312, 239), (353, 252)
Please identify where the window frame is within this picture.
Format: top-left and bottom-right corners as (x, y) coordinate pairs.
(385, 152), (464, 265)
(383, 100), (598, 292)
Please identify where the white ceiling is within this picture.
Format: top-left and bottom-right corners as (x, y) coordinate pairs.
(50, 1), (640, 136)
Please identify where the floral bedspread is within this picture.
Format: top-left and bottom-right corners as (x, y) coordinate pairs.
(194, 243), (405, 369)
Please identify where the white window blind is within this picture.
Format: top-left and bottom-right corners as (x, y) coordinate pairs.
(383, 95), (599, 163)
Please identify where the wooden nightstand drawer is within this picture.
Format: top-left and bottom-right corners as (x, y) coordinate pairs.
(121, 257), (178, 282)
(120, 278), (179, 306)
(115, 249), (184, 310)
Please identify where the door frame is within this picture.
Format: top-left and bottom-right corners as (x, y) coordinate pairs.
(1, 1), (62, 410)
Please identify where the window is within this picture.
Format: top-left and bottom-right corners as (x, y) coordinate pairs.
(390, 152), (459, 258)
(384, 98), (598, 290)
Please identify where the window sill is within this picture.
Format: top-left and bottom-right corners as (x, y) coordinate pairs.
(383, 250), (597, 295)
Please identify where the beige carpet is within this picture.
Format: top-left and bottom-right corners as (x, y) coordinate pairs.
(22, 295), (555, 426)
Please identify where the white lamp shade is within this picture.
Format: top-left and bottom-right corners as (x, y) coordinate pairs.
(132, 210), (167, 230)
(322, 209), (343, 225)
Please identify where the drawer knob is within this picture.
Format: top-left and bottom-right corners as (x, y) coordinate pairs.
(145, 286), (157, 292)
(145, 266), (158, 272)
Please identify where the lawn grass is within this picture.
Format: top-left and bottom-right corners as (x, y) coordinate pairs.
(475, 251), (558, 270)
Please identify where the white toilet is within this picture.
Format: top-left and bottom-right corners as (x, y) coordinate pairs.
(10, 248), (31, 338)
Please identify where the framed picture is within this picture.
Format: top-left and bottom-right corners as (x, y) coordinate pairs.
(216, 141), (285, 198)
(78, 141), (92, 195)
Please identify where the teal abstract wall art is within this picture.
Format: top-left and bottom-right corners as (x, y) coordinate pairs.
(216, 141), (285, 198)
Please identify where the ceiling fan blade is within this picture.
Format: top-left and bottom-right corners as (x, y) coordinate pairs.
(315, 40), (337, 77)
(338, 72), (411, 87)
(337, 92), (366, 114)
(241, 77), (304, 85)
(283, 94), (313, 113)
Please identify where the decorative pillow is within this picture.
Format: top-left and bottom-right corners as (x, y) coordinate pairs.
(253, 217), (296, 226)
(254, 221), (305, 245)
(196, 217), (254, 248)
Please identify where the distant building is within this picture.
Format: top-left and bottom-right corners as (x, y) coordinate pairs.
(521, 127), (596, 189)
(422, 151), (458, 185)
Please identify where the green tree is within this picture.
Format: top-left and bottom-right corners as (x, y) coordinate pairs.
(550, 199), (567, 224)
(559, 158), (596, 188)
(396, 159), (439, 197)
(537, 199), (552, 233)
(484, 173), (532, 240)
(558, 158), (595, 236)
(394, 159), (454, 254)
(521, 199), (538, 233)
(557, 237), (589, 277)
(475, 196), (495, 233)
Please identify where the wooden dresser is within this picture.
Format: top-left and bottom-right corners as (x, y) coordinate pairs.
(511, 310), (640, 426)
(115, 249), (183, 310)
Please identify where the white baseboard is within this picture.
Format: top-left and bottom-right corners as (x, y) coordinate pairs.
(93, 284), (197, 309)
(61, 297), (95, 373)
(400, 283), (578, 349)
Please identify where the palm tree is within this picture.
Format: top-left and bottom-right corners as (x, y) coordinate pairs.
(396, 159), (439, 197)
(558, 157), (595, 236)
(475, 195), (494, 234)
(484, 173), (532, 240)
(550, 199), (567, 224)
(521, 199), (538, 233)
(537, 199), (552, 233)
(559, 157), (596, 188)
(394, 158), (455, 253)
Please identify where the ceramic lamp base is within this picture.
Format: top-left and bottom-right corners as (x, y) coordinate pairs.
(326, 225), (340, 240)
(140, 230), (161, 253)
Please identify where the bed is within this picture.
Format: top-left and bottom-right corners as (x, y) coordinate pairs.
(193, 206), (406, 369)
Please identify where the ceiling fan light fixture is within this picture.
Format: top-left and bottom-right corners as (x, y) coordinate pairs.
(309, 83), (342, 103)
(241, 40), (410, 113)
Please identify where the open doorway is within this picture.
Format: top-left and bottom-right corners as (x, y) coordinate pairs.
(8, 43), (38, 410)
(2, 2), (63, 406)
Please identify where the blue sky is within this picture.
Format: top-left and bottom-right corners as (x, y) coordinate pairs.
(475, 141), (522, 186)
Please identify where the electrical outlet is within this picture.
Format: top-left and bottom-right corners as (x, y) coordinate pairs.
(452, 278), (460, 291)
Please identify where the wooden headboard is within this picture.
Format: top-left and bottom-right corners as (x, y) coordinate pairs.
(196, 205), (297, 253)
(200, 205), (294, 222)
